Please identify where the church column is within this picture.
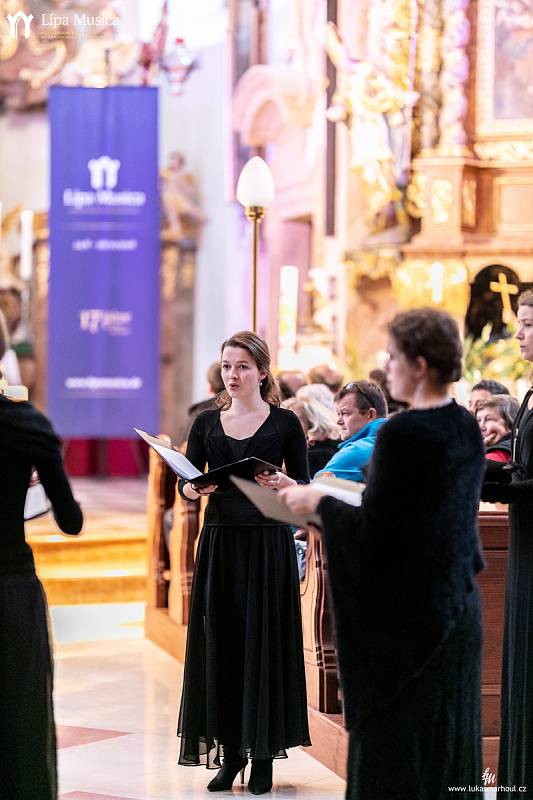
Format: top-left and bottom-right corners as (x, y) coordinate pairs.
(437, 0), (471, 156)
(413, 0), (442, 154)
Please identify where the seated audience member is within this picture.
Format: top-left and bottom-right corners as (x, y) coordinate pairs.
(296, 382), (336, 413)
(468, 378), (509, 413)
(282, 396), (340, 477)
(315, 380), (388, 482)
(308, 363), (343, 394)
(475, 394), (519, 463)
(368, 367), (408, 414)
(277, 370), (307, 401)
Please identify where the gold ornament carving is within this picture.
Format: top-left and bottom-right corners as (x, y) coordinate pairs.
(462, 179), (476, 228)
(0, 10), (17, 62)
(430, 179), (453, 224)
(345, 249), (401, 283)
(393, 257), (469, 317)
(382, 0), (418, 93)
(325, 21), (417, 225)
(36, 242), (49, 301)
(474, 140), (533, 163)
(405, 172), (427, 218)
(161, 247), (178, 302)
(180, 251), (195, 290)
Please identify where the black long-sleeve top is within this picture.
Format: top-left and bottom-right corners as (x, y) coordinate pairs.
(178, 405), (310, 526)
(0, 396), (83, 572)
(482, 389), (533, 503)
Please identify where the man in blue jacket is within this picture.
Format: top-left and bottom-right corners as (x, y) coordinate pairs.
(315, 380), (388, 482)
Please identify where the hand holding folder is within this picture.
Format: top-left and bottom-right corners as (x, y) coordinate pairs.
(231, 473), (364, 528)
(134, 428), (278, 491)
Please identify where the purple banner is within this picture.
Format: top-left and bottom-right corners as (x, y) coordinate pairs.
(48, 86), (159, 438)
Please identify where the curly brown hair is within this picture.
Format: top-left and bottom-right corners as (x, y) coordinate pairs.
(518, 288), (533, 308)
(215, 331), (281, 410)
(388, 307), (463, 386)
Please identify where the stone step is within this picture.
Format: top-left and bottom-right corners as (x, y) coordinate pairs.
(28, 531), (148, 567)
(25, 476), (149, 605)
(37, 565), (147, 605)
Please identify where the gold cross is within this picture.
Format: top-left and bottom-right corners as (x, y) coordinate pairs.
(489, 272), (519, 325)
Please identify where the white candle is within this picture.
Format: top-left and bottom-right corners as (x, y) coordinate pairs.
(278, 265), (299, 368)
(20, 209), (34, 281)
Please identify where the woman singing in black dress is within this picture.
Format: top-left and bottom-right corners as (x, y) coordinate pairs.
(0, 313), (83, 799)
(483, 289), (533, 799)
(177, 331), (310, 795)
(280, 308), (486, 800)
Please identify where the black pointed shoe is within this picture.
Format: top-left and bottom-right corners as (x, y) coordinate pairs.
(207, 758), (247, 792)
(248, 758), (273, 795)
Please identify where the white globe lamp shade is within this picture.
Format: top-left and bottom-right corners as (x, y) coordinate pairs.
(236, 156), (275, 208)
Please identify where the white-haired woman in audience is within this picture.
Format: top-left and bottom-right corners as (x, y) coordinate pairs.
(296, 383), (336, 413)
(283, 395), (340, 477)
(475, 394), (519, 464)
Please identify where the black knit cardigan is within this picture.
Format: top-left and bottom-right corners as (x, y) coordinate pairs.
(318, 401), (485, 731)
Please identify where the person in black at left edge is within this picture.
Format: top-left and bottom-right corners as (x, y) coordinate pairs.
(0, 309), (83, 799)
(177, 330), (310, 795)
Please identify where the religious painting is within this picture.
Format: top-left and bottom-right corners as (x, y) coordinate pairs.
(476, 0), (533, 138)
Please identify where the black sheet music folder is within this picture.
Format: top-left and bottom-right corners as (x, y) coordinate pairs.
(134, 428), (277, 491)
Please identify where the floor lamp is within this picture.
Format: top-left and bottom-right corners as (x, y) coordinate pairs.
(236, 157), (274, 333)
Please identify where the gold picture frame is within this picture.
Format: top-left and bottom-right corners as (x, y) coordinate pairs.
(476, 0), (533, 140)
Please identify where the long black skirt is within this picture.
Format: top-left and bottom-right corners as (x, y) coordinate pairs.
(346, 586), (482, 800)
(0, 571), (57, 799)
(177, 523), (311, 766)
(498, 502), (533, 799)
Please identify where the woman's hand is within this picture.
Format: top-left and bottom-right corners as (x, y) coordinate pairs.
(482, 432), (498, 446)
(278, 485), (324, 515)
(184, 482), (218, 500)
(255, 471), (297, 490)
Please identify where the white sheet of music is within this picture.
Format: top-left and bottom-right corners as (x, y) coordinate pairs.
(134, 429), (202, 480)
(313, 474), (364, 507)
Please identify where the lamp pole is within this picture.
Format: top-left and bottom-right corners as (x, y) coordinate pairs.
(237, 157), (274, 333)
(245, 205), (265, 332)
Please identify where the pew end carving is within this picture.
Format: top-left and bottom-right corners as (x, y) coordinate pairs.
(145, 440), (203, 660)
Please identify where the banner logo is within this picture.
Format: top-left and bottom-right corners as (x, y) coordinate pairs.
(88, 156), (121, 190)
(6, 10), (34, 39)
(63, 153), (145, 210)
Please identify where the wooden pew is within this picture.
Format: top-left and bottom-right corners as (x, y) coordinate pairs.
(477, 508), (508, 767)
(145, 443), (204, 661)
(145, 454), (508, 775)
